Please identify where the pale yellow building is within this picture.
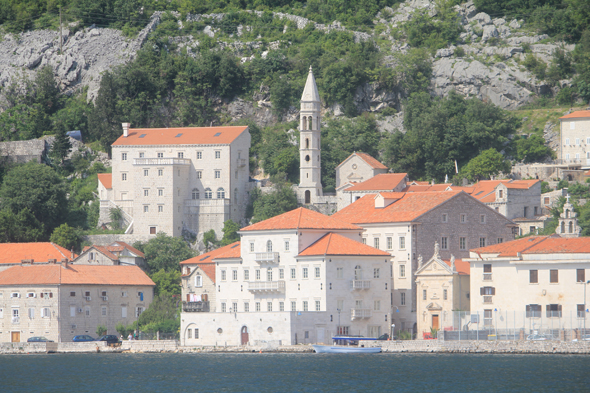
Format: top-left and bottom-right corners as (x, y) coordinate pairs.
(559, 110), (590, 167)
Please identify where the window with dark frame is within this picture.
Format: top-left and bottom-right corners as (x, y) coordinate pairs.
(578, 304), (585, 318)
(530, 270), (538, 283)
(526, 304), (541, 318)
(550, 269), (558, 283)
(546, 304), (562, 318)
(577, 269), (585, 283)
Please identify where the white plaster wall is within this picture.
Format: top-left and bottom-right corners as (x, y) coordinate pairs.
(560, 118), (590, 164)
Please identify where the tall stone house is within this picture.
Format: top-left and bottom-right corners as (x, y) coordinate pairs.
(559, 110), (590, 167)
(98, 125), (252, 238)
(332, 190), (516, 335)
(179, 207), (392, 346)
(0, 261), (154, 343)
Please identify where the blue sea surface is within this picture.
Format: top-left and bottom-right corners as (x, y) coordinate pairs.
(1, 352), (589, 392)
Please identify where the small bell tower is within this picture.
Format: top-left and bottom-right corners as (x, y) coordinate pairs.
(298, 66), (322, 204)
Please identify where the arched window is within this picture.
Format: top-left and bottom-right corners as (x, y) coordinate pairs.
(561, 221), (565, 233)
(192, 188), (199, 200)
(302, 117), (307, 130)
(204, 188), (212, 199)
(308, 116), (313, 130)
(569, 221), (573, 233)
(305, 155), (310, 162)
(305, 190), (310, 204)
(217, 187), (225, 199)
(354, 265), (362, 280)
(305, 138), (309, 149)
(266, 240), (273, 252)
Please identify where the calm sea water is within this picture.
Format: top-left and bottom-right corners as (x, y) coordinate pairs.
(1, 352), (589, 392)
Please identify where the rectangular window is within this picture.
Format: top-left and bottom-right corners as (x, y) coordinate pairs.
(336, 267), (343, 279)
(400, 292), (406, 306)
(387, 237), (393, 250)
(221, 303), (226, 313)
(303, 301), (309, 312)
(143, 169), (149, 176)
(443, 289), (448, 300)
(284, 240), (290, 251)
(578, 304), (585, 318)
(101, 307), (107, 316)
(315, 301), (321, 311)
(442, 213), (448, 223)
(566, 138), (571, 144)
(362, 238), (366, 245)
(374, 300), (380, 311)
(441, 237), (448, 250)
(249, 242), (254, 252)
(484, 309), (493, 327)
(122, 306), (127, 318)
(374, 268), (380, 279)
(255, 270), (261, 280)
(303, 267), (308, 279)
(459, 237), (466, 250)
(280, 302), (284, 312)
(279, 269), (284, 279)
(232, 270), (238, 281)
(178, 152), (184, 158)
(28, 308), (34, 319)
(215, 170), (220, 179)
(215, 151), (221, 159)
(546, 304), (562, 318)
(144, 189), (149, 197)
(157, 152), (163, 158)
(480, 215), (486, 223)
(121, 153), (127, 161)
(122, 173), (127, 181)
(267, 269), (273, 282)
(244, 303), (249, 312)
(460, 214), (466, 223)
(315, 267), (320, 278)
(497, 238), (503, 244)
(70, 306), (75, 317)
(291, 301), (296, 311)
(483, 264), (492, 281)
(526, 304), (541, 318)
(550, 269), (558, 283)
(139, 152), (144, 158)
(221, 270), (227, 281)
(158, 169), (163, 176)
(255, 302), (261, 312)
(374, 237), (380, 249)
(479, 237), (486, 247)
(576, 138), (580, 145)
(244, 270), (249, 281)
(187, 329), (192, 339)
(195, 275), (203, 287)
(143, 205), (149, 213)
(423, 290), (427, 300)
(197, 151), (202, 159)
(267, 302), (272, 312)
(196, 171), (202, 179)
(399, 264), (405, 278)
(157, 189), (163, 197)
(291, 268), (296, 279)
(577, 269), (585, 283)
(195, 329), (199, 339)
(158, 205), (163, 213)
(399, 237), (405, 250)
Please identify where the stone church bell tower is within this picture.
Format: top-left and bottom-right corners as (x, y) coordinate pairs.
(298, 66), (323, 204)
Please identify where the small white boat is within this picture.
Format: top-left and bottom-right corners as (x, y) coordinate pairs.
(313, 336), (382, 353)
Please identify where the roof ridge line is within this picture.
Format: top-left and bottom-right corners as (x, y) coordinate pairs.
(51, 242), (67, 259)
(324, 233), (333, 256)
(297, 208), (303, 231)
(520, 236), (550, 254)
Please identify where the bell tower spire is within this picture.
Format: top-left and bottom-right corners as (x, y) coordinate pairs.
(298, 66), (322, 205)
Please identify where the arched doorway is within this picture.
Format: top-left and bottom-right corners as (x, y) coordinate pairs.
(305, 190), (311, 204)
(241, 326), (249, 345)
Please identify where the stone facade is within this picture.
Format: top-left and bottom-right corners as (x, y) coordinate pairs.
(559, 111), (590, 167)
(0, 139), (47, 164)
(335, 152), (388, 190)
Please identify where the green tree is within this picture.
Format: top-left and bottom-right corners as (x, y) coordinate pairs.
(141, 232), (196, 272)
(50, 223), (81, 252)
(249, 177), (298, 223)
(0, 208), (44, 243)
(459, 148), (511, 182)
(96, 325), (107, 337)
(50, 127), (72, 165)
(221, 219), (240, 246)
(0, 162), (67, 237)
(136, 293), (180, 333)
(202, 229), (218, 251)
(513, 134), (553, 163)
(150, 269), (181, 297)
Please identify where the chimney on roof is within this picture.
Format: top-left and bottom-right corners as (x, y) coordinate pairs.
(122, 122), (130, 137)
(21, 259), (32, 265)
(71, 247), (75, 260)
(61, 259), (68, 269)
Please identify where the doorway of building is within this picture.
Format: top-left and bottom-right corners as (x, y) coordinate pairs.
(304, 190), (311, 204)
(316, 327), (325, 344)
(432, 314), (439, 330)
(11, 331), (20, 342)
(241, 326), (249, 345)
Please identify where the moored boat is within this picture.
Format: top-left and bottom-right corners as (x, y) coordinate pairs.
(312, 336), (382, 353)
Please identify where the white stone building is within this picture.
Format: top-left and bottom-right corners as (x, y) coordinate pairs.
(466, 236), (590, 336)
(180, 208), (392, 346)
(335, 152), (388, 190)
(72, 242), (146, 269)
(559, 110), (590, 167)
(332, 190), (516, 336)
(99, 125), (252, 238)
(0, 261), (154, 343)
(336, 173), (408, 211)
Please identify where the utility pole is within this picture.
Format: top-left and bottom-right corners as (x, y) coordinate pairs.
(59, 6), (63, 55)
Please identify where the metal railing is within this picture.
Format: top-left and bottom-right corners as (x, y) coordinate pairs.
(133, 158), (191, 166)
(236, 158), (247, 167)
(350, 280), (371, 289)
(247, 281), (285, 292)
(351, 308), (372, 319)
(483, 296), (493, 304)
(254, 252), (279, 263)
(184, 199), (230, 207)
(483, 273), (492, 281)
(182, 301), (210, 312)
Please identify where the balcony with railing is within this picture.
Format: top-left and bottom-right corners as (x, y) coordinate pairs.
(185, 199), (231, 208)
(483, 273), (492, 281)
(236, 158), (247, 167)
(247, 281), (285, 292)
(351, 308), (372, 320)
(350, 280), (371, 290)
(483, 296), (493, 304)
(11, 316), (19, 324)
(182, 301), (210, 312)
(133, 158), (191, 166)
(254, 252), (280, 264)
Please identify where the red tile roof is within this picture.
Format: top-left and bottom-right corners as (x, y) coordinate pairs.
(471, 236), (550, 257)
(504, 180), (539, 189)
(560, 110), (590, 119)
(109, 241), (145, 258)
(92, 246), (119, 261)
(298, 233), (390, 257)
(180, 242), (241, 281)
(111, 126), (248, 146)
(443, 259), (470, 275)
(402, 184), (452, 192)
(524, 237), (590, 254)
(345, 173), (408, 192)
(98, 173), (112, 189)
(355, 153), (388, 169)
(0, 264), (154, 286)
(0, 243), (75, 264)
(333, 191), (463, 224)
(241, 208), (360, 231)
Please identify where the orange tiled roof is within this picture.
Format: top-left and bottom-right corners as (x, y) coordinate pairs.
(109, 241), (145, 258)
(93, 246), (119, 261)
(0, 264), (154, 286)
(471, 236), (550, 257)
(443, 259), (470, 275)
(560, 110), (590, 119)
(241, 208), (360, 231)
(468, 180), (540, 203)
(355, 152), (388, 169)
(333, 191), (463, 224)
(112, 126), (248, 146)
(0, 243), (75, 265)
(524, 237), (590, 254)
(402, 184), (452, 192)
(180, 242), (241, 281)
(298, 233), (390, 257)
(345, 173), (408, 192)
(98, 173), (112, 189)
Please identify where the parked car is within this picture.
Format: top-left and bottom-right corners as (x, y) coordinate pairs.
(97, 335), (121, 345)
(526, 333), (548, 341)
(27, 336), (54, 342)
(377, 333), (390, 340)
(72, 335), (96, 342)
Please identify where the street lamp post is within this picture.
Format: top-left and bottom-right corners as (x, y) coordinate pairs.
(391, 324), (395, 340)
